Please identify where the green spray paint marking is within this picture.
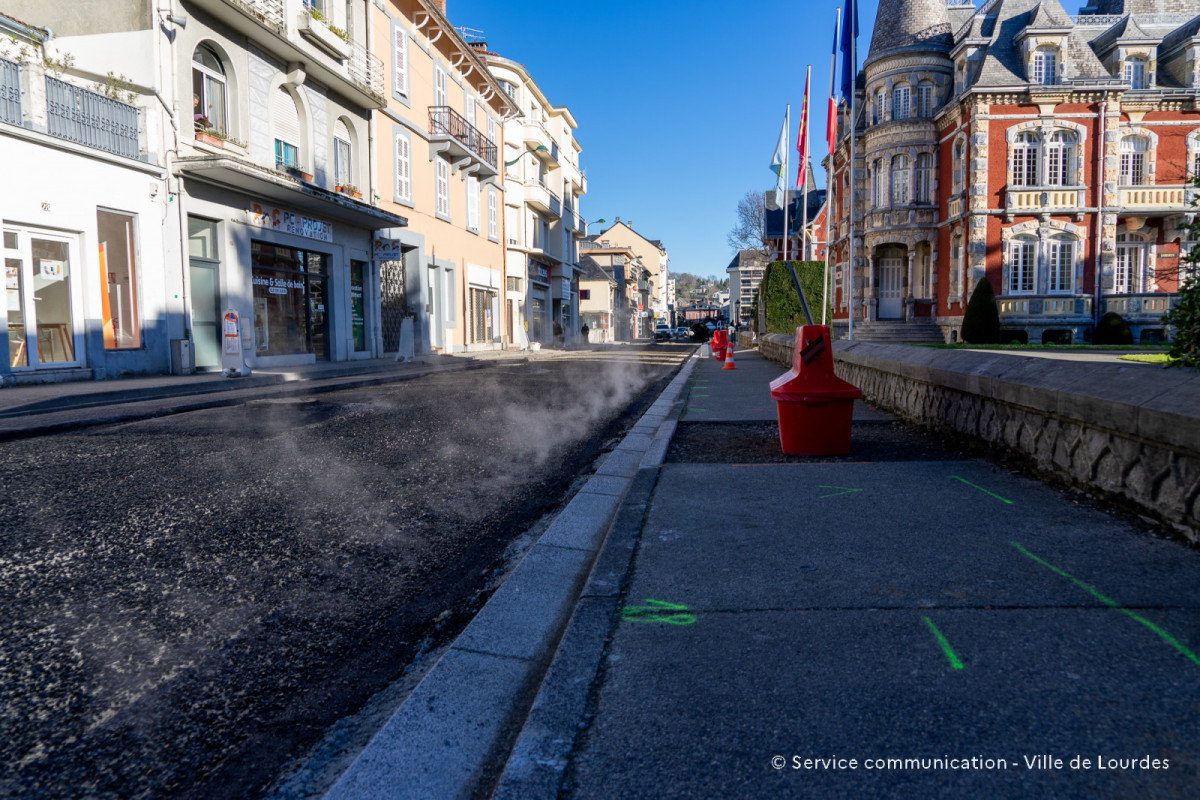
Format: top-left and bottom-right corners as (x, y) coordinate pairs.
(951, 476), (1014, 504)
(818, 485), (863, 499)
(691, 394), (710, 398)
(1012, 541), (1200, 668)
(922, 617), (964, 670)
(688, 408), (708, 413)
(622, 599), (697, 626)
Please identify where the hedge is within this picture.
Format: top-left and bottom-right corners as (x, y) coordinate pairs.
(760, 260), (829, 335)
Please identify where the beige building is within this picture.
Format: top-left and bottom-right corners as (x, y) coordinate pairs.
(578, 253), (616, 343)
(580, 242), (649, 340)
(590, 220), (669, 328)
(371, 0), (516, 353)
(475, 46), (587, 347)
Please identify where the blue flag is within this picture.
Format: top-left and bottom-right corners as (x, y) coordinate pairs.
(839, 0), (858, 101)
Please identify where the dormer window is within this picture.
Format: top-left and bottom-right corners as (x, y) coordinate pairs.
(1123, 57), (1147, 89)
(892, 86), (910, 121)
(1032, 47), (1057, 86)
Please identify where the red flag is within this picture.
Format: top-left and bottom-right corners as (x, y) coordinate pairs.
(826, 8), (841, 158)
(796, 67), (811, 190)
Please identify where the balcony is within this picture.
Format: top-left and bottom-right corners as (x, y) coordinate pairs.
(429, 105), (498, 179)
(947, 195), (964, 220)
(1, 56), (21, 125)
(1004, 186), (1086, 219)
(45, 76), (141, 160)
(1103, 292), (1174, 322)
(522, 119), (558, 164)
(1118, 186), (1187, 213)
(186, 0), (385, 108)
(998, 295), (1093, 317)
(524, 178), (561, 217)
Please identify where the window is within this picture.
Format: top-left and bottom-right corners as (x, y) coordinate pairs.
(464, 94), (476, 129)
(1124, 57), (1147, 89)
(435, 156), (449, 218)
(1193, 149), (1200, 180)
(892, 86), (910, 121)
(487, 115), (497, 148)
(1032, 47), (1057, 85)
(1120, 136), (1148, 185)
(953, 138), (966, 194)
(467, 175), (480, 232)
(251, 241), (329, 359)
(915, 153), (932, 203)
(192, 45), (227, 135)
(891, 154), (909, 205)
(487, 187), (498, 240)
(333, 119), (352, 187)
(97, 209), (141, 349)
(1009, 237), (1036, 294)
(1048, 237), (1073, 293)
(1115, 233), (1145, 293)
(874, 91), (884, 125)
(916, 83), (934, 118)
(1012, 131), (1040, 187)
(1046, 130), (1075, 186)
(873, 159), (884, 207)
(393, 26), (409, 97)
(272, 87), (302, 170)
(394, 130), (411, 201)
(434, 65), (447, 107)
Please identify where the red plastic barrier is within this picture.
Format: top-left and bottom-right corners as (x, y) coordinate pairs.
(768, 325), (862, 455)
(711, 329), (728, 361)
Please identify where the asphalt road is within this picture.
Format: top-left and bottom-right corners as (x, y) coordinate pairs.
(0, 346), (690, 799)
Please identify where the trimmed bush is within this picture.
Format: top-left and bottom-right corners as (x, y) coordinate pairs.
(1165, 276), (1200, 367)
(960, 278), (1000, 344)
(1093, 311), (1133, 345)
(762, 260), (829, 334)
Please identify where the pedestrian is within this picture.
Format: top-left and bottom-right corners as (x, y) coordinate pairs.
(581, 322), (589, 343)
(553, 320), (564, 347)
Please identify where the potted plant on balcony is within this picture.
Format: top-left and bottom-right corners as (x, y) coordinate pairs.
(286, 166), (315, 182)
(336, 183), (362, 199)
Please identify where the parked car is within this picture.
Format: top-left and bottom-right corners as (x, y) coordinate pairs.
(674, 327), (690, 340)
(654, 324), (672, 341)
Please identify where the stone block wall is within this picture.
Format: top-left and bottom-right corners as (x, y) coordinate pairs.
(758, 334), (1200, 540)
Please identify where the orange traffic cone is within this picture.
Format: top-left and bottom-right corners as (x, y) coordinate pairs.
(723, 342), (737, 370)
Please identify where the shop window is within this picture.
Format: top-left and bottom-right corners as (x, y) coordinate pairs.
(192, 44), (227, 135)
(251, 241), (329, 359)
(350, 260), (367, 351)
(96, 209), (141, 349)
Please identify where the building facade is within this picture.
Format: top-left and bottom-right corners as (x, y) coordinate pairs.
(579, 242), (645, 340)
(828, 0), (1200, 344)
(592, 220), (670, 330)
(476, 46), (586, 348)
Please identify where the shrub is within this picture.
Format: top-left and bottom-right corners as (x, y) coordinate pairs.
(762, 260), (828, 334)
(960, 278), (1000, 344)
(1093, 311), (1133, 345)
(1165, 276), (1200, 368)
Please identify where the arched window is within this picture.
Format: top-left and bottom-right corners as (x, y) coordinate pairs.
(1120, 136), (1148, 185)
(1048, 235), (1074, 293)
(273, 87), (302, 170)
(333, 118), (353, 188)
(1123, 57), (1147, 90)
(915, 153), (932, 203)
(915, 82), (934, 118)
(192, 44), (227, 135)
(1008, 235), (1036, 294)
(1046, 130), (1076, 186)
(1011, 131), (1040, 187)
(892, 86), (910, 121)
(1032, 47), (1057, 85)
(891, 154), (910, 205)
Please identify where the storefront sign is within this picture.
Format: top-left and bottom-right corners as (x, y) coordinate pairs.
(374, 237), (403, 259)
(253, 275), (304, 295)
(528, 261), (550, 283)
(561, 277), (571, 301)
(247, 203), (332, 243)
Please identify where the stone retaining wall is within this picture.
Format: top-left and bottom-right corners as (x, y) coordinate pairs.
(759, 334), (1200, 540)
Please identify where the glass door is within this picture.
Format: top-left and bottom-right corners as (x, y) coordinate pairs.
(5, 228), (81, 369)
(187, 218), (222, 369)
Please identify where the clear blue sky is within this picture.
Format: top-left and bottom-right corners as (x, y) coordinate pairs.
(450, 0), (885, 279)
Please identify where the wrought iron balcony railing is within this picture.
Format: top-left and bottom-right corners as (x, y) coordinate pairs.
(429, 105), (497, 168)
(45, 75), (140, 159)
(1, 57), (21, 125)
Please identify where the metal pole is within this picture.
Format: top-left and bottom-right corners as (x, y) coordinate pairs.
(783, 104), (790, 265)
(847, 21), (856, 341)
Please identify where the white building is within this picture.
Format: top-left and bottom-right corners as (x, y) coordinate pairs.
(475, 43), (587, 346)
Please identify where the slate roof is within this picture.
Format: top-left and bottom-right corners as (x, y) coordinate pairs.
(579, 254), (616, 284)
(868, 0), (953, 62)
(765, 190), (828, 239)
(963, 0), (1113, 88)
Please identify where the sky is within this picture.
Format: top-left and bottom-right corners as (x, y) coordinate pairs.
(450, 0), (886, 279)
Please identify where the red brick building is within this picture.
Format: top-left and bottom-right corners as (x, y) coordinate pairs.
(826, 0), (1200, 343)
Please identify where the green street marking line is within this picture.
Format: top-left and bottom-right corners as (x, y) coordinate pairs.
(622, 598), (697, 626)
(691, 394), (710, 398)
(951, 476), (1014, 504)
(922, 616), (965, 670)
(818, 485), (863, 499)
(1011, 542), (1200, 668)
(688, 408), (708, 413)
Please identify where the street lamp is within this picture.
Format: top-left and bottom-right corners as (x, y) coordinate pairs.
(584, 218), (607, 237)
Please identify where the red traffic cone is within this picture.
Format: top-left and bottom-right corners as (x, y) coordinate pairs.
(723, 343), (737, 370)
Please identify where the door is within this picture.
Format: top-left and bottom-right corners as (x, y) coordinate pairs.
(5, 228), (82, 369)
(879, 257), (903, 319)
(187, 218), (221, 369)
(427, 266), (443, 349)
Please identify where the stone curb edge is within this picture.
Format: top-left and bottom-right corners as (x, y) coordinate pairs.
(322, 353), (701, 800)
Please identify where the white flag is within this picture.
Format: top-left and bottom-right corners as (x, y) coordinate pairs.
(767, 108), (788, 210)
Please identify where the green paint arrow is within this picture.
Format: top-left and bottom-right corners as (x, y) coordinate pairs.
(622, 598), (696, 626)
(818, 485), (863, 499)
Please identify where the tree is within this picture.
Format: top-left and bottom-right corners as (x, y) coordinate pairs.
(961, 278), (1000, 344)
(727, 190), (769, 257)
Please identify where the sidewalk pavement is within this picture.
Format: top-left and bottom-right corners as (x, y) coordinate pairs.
(325, 345), (1200, 799)
(0, 345), (621, 440)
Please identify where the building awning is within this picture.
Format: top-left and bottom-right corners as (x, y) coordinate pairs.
(176, 156), (408, 230)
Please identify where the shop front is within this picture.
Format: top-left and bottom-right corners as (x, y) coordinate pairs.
(528, 258), (551, 344)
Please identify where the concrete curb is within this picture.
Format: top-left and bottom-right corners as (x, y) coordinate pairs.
(323, 353), (700, 800)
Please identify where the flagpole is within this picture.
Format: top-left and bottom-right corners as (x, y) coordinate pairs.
(783, 104), (790, 265)
(847, 12), (856, 342)
(801, 67), (811, 265)
(826, 6), (841, 328)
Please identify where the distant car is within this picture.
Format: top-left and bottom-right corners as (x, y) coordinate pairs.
(654, 324), (671, 341)
(674, 327), (690, 340)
